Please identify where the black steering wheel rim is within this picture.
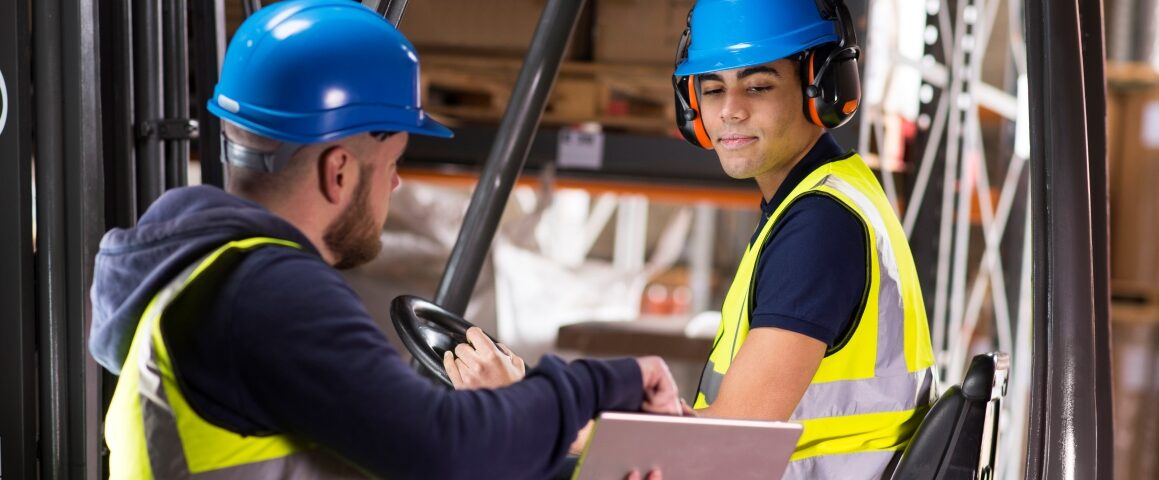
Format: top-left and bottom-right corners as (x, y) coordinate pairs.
(390, 294), (495, 387)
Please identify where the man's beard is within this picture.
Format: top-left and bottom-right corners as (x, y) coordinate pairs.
(323, 166), (383, 270)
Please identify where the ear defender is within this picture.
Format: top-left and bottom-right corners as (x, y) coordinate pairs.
(802, 0), (862, 129)
(801, 43), (861, 129)
(674, 74), (713, 149)
(673, 11), (713, 150)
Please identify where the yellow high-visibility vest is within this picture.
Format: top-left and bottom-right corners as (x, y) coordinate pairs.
(694, 154), (937, 479)
(104, 237), (370, 479)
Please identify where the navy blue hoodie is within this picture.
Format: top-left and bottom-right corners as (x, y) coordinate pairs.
(90, 185), (644, 479)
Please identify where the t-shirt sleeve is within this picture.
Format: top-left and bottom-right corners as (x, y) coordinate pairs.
(210, 249), (643, 479)
(749, 194), (869, 346)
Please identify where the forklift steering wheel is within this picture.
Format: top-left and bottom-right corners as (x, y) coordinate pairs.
(390, 295), (497, 388)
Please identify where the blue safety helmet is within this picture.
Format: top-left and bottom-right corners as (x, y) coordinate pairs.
(674, 0), (840, 76)
(207, 0), (452, 145)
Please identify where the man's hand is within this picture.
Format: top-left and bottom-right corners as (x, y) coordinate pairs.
(568, 420), (595, 455)
(443, 327), (526, 390)
(625, 469), (662, 480)
(679, 399), (697, 417)
(635, 356), (681, 416)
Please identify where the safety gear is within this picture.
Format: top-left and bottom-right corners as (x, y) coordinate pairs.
(207, 0), (451, 146)
(675, 0), (839, 77)
(104, 238), (371, 479)
(673, 0), (861, 148)
(800, 0), (862, 129)
(694, 154), (937, 479)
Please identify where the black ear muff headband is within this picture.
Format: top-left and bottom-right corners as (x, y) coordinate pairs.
(802, 0), (862, 129)
(673, 8), (713, 149)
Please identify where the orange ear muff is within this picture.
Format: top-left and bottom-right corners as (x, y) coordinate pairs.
(806, 50), (825, 127)
(842, 99), (859, 115)
(687, 79), (713, 149)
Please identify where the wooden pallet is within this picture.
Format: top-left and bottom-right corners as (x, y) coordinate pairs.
(1107, 62), (1159, 90)
(419, 54), (677, 135)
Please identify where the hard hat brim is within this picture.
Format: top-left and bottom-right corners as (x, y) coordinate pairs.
(401, 115), (454, 139)
(210, 98), (454, 143)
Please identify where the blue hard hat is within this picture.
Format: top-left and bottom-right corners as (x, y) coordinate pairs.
(207, 0), (452, 144)
(674, 0), (840, 76)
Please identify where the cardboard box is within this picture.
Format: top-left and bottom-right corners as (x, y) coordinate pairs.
(400, 0), (592, 60)
(1111, 282), (1159, 480)
(1108, 64), (1159, 285)
(593, 0), (690, 65)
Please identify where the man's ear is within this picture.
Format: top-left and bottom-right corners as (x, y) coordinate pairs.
(317, 145), (353, 205)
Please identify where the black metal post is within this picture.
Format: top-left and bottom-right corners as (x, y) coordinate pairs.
(1078, 0), (1114, 475)
(35, 0), (106, 478)
(191, 0), (226, 188)
(1024, 0), (1107, 478)
(0, 0), (37, 478)
(34, 0), (72, 476)
(133, 0), (166, 210)
(100, 0), (138, 226)
(377, 0), (410, 26)
(434, 0), (587, 315)
(163, 0), (191, 189)
(61, 1), (106, 477)
(243, 0), (262, 18)
(97, 2), (139, 475)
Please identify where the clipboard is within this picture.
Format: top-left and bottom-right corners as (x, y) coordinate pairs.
(572, 411), (803, 479)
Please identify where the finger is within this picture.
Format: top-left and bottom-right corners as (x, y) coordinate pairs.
(639, 358), (681, 415)
(498, 344), (526, 373)
(454, 356), (478, 375)
(679, 399), (698, 417)
(465, 327), (500, 358)
(444, 351), (465, 389)
(623, 469), (641, 480)
(646, 469), (663, 480)
(569, 420), (595, 455)
(454, 343), (480, 369)
(644, 383), (678, 413)
(454, 358), (480, 389)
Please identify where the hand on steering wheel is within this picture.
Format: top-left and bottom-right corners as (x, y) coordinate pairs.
(390, 295), (502, 387)
(443, 327), (526, 389)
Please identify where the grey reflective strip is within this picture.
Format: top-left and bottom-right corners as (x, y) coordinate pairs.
(188, 450), (370, 479)
(138, 267), (198, 479)
(221, 133), (304, 173)
(819, 175), (909, 377)
(132, 256), (371, 479)
(783, 450), (899, 480)
(790, 368), (935, 421)
(697, 360), (724, 404)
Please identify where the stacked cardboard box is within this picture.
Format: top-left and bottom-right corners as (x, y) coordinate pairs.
(399, 0), (593, 60)
(1107, 63), (1159, 285)
(592, 0), (690, 65)
(1111, 282), (1159, 480)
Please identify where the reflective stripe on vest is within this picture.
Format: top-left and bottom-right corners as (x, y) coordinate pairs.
(105, 237), (371, 479)
(693, 154), (937, 479)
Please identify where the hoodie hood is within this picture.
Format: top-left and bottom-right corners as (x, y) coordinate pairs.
(90, 185), (318, 374)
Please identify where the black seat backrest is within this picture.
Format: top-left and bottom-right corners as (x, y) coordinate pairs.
(891, 352), (1009, 480)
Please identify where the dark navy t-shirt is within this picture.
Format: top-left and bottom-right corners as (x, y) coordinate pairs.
(747, 133), (868, 347)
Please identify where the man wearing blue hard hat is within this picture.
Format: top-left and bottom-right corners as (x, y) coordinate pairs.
(88, 1), (679, 478)
(672, 0), (938, 478)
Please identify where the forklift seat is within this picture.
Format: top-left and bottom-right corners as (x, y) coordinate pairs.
(891, 352), (1010, 480)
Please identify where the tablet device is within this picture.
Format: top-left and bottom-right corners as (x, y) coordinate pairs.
(572, 411), (803, 480)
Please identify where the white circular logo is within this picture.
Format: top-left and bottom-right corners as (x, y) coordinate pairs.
(0, 68), (8, 137)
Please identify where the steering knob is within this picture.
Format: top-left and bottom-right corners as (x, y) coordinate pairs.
(390, 295), (497, 387)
